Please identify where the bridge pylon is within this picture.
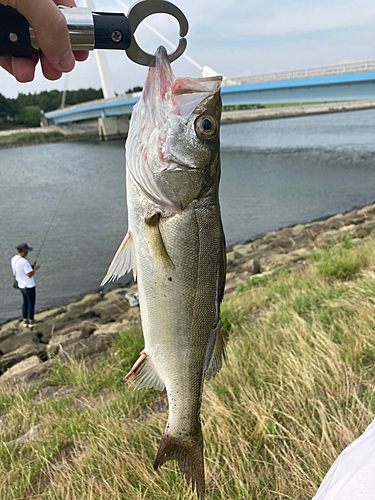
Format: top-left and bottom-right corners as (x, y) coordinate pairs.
(81, 0), (116, 99)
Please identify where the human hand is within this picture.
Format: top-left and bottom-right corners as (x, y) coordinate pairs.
(0, 0), (89, 82)
(34, 264), (40, 271)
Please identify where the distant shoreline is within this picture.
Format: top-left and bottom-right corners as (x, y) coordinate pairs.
(221, 99), (375, 125)
(1, 100), (374, 149)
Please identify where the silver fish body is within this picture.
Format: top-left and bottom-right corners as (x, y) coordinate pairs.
(102, 46), (226, 498)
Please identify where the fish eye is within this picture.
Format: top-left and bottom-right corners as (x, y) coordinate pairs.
(195, 115), (217, 139)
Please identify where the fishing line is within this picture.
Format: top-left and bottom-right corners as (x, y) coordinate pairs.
(33, 189), (66, 265)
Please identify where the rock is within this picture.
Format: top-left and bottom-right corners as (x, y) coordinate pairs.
(103, 289), (125, 301)
(226, 250), (243, 267)
(115, 306), (141, 324)
(338, 224), (356, 233)
(47, 330), (89, 359)
(288, 248), (310, 262)
(93, 322), (124, 335)
(327, 213), (344, 221)
(0, 344), (47, 373)
(33, 385), (75, 404)
(53, 320), (98, 338)
(36, 317), (101, 344)
(0, 321), (20, 342)
(34, 307), (67, 322)
(7, 425), (40, 446)
(225, 271), (236, 283)
(0, 330), (40, 355)
(316, 230), (341, 244)
(357, 204), (375, 216)
(237, 258), (261, 275)
(66, 294), (102, 317)
(0, 356), (55, 388)
(291, 224), (305, 237)
(93, 295), (129, 322)
(58, 330), (117, 360)
(231, 244), (250, 256)
(354, 221), (375, 238)
(257, 243), (271, 252)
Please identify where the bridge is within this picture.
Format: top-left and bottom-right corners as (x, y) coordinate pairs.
(44, 59), (375, 137)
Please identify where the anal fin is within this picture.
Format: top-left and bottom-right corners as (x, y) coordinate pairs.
(125, 351), (165, 391)
(101, 231), (136, 285)
(205, 322), (226, 380)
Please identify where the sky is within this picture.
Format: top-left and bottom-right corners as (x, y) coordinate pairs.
(1, 0), (375, 99)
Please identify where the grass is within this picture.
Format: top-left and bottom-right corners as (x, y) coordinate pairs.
(2, 234), (375, 498)
(0, 131), (64, 143)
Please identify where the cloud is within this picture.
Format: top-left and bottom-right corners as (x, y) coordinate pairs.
(235, 1), (375, 36)
(1, 0), (374, 98)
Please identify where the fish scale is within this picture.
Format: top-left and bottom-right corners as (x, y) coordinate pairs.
(102, 46), (226, 498)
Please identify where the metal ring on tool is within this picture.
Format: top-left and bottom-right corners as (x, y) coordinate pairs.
(126, 0), (189, 67)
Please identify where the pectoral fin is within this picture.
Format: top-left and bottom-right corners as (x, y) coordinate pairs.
(144, 213), (175, 272)
(101, 231), (137, 285)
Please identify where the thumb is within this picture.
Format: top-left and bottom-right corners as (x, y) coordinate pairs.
(16, 0), (75, 72)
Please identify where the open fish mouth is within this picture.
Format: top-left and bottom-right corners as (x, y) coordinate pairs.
(144, 45), (222, 120)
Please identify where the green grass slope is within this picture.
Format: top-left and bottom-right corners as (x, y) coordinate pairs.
(0, 131), (63, 144)
(1, 233), (375, 499)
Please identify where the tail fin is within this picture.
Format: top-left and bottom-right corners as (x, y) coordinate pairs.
(154, 423), (205, 499)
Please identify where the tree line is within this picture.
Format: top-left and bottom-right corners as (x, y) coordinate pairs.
(0, 88), (104, 128)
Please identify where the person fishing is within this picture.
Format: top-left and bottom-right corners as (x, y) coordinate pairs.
(11, 243), (40, 329)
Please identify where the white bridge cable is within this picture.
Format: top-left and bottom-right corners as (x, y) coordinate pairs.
(80, 0), (116, 98)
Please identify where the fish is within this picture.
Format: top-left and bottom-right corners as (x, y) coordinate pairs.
(102, 46), (226, 498)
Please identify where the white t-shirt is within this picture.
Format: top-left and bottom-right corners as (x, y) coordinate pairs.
(313, 417), (375, 500)
(11, 255), (35, 288)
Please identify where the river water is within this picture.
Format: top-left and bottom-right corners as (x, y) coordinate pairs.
(1, 109), (375, 323)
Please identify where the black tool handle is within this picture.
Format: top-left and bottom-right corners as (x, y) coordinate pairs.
(0, 5), (33, 58)
(93, 12), (131, 50)
(0, 5), (132, 57)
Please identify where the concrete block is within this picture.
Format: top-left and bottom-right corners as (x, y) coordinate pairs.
(98, 116), (129, 140)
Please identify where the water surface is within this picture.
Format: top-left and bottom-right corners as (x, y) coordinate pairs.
(1, 109), (374, 322)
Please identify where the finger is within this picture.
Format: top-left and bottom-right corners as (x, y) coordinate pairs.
(54, 2), (89, 62)
(53, 0), (76, 7)
(0, 57), (14, 76)
(39, 52), (63, 81)
(73, 50), (90, 62)
(15, 0), (75, 73)
(11, 53), (39, 82)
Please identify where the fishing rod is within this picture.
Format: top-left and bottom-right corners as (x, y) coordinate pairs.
(33, 190), (65, 266)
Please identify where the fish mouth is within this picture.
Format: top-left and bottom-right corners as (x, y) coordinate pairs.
(155, 46), (175, 102)
(144, 46), (222, 118)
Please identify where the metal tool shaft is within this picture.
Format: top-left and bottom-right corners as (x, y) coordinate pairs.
(0, 1), (188, 65)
